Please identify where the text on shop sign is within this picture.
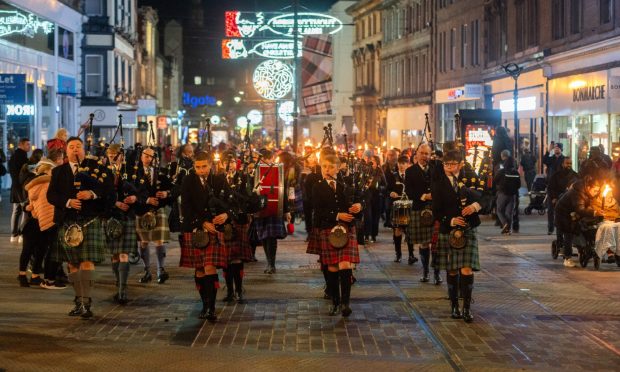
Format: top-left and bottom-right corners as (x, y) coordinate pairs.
(6, 104), (34, 116)
(573, 85), (605, 102)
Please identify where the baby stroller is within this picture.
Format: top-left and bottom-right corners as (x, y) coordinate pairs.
(551, 215), (603, 269)
(524, 175), (547, 215)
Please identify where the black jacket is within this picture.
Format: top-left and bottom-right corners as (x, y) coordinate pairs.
(134, 164), (173, 214)
(386, 169), (406, 196)
(312, 178), (351, 229)
(47, 161), (113, 224)
(555, 180), (596, 231)
(404, 163), (433, 210)
(547, 167), (578, 201)
(494, 167), (521, 196)
(432, 173), (482, 234)
(543, 153), (565, 179)
(8, 148), (28, 203)
(180, 173), (231, 232)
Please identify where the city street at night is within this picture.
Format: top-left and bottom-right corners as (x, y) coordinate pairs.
(1, 197), (619, 371)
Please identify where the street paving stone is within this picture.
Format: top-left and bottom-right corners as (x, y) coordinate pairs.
(0, 195), (619, 371)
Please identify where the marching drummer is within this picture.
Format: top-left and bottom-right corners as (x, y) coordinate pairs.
(404, 143), (441, 284)
(387, 155), (411, 263)
(311, 154), (362, 317)
(431, 150), (483, 323)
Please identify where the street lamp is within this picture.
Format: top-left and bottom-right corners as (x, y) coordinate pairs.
(216, 100), (223, 107)
(502, 63), (523, 161)
(234, 96), (241, 103)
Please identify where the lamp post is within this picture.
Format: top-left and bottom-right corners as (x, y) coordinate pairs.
(503, 63), (523, 162)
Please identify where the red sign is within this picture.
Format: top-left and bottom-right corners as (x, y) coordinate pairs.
(157, 116), (168, 129)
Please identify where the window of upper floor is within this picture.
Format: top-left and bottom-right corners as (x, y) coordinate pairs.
(85, 0), (103, 16)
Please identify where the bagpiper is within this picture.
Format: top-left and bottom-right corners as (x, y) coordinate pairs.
(134, 146), (173, 284)
(179, 151), (231, 322)
(104, 144), (139, 304)
(47, 136), (114, 318)
(431, 149), (483, 323)
(386, 155), (411, 263)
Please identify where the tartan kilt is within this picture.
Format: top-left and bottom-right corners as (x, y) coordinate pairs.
(254, 216), (287, 241)
(53, 217), (106, 264)
(436, 229), (480, 271)
(306, 228), (321, 255)
(317, 226), (360, 265)
(405, 209), (433, 244)
(430, 221), (440, 253)
(105, 217), (138, 255)
(136, 208), (170, 242)
(179, 232), (228, 269)
(220, 223), (253, 262)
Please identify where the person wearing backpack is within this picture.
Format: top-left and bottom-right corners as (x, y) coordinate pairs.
(494, 157), (521, 235)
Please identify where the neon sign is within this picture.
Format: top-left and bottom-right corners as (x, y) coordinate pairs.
(253, 60), (293, 101)
(225, 11), (343, 38)
(0, 10), (54, 38)
(182, 93), (217, 108)
(222, 39), (302, 60)
(6, 104), (34, 116)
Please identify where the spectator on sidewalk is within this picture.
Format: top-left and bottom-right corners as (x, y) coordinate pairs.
(8, 138), (30, 243)
(47, 128), (68, 156)
(520, 147), (537, 191)
(0, 147), (6, 201)
(494, 157), (521, 235)
(543, 142), (565, 235)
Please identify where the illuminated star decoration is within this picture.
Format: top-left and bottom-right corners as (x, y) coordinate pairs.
(253, 60), (294, 100)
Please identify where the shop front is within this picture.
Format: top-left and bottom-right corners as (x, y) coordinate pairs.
(435, 84), (484, 145)
(386, 105), (430, 150)
(548, 69), (620, 170)
(80, 106), (137, 148)
(488, 69), (546, 162)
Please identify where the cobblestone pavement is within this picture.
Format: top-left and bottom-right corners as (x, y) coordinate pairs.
(0, 195), (619, 371)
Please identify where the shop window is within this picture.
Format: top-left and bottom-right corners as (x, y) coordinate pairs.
(85, 55), (104, 97)
(601, 0), (614, 24)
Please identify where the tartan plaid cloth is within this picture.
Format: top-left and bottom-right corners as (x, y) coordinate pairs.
(254, 216), (287, 241)
(436, 229), (480, 271)
(405, 209), (433, 244)
(430, 221), (440, 253)
(105, 217), (138, 255)
(54, 218), (106, 264)
(306, 228), (321, 255)
(179, 232), (228, 269)
(136, 208), (170, 242)
(220, 223), (253, 262)
(317, 226), (360, 265)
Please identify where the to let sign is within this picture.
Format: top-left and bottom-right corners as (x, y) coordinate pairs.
(0, 74), (26, 104)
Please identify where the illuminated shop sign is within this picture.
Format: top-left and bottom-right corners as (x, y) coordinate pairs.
(6, 104), (34, 116)
(222, 39), (302, 59)
(182, 92), (217, 108)
(499, 96), (537, 112)
(225, 11), (343, 38)
(0, 9), (54, 38)
(573, 84), (606, 102)
(447, 89), (463, 100)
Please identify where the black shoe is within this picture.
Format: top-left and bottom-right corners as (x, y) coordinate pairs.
(547, 229), (554, 235)
(420, 274), (430, 283)
(222, 293), (235, 304)
(451, 306), (462, 319)
(433, 273), (443, 285)
(29, 276), (43, 286)
(328, 304), (340, 316)
(462, 308), (474, 323)
(138, 270), (152, 283)
(199, 308), (208, 319)
(80, 298), (93, 319)
(68, 298), (83, 316)
(394, 255), (402, 263)
(323, 290), (331, 300)
(113, 293), (120, 304)
(118, 293), (128, 305)
(251, 256), (258, 262)
(17, 274), (29, 287)
(408, 256), (418, 265)
(157, 270), (169, 284)
(236, 292), (245, 304)
(206, 310), (217, 323)
(341, 304), (352, 317)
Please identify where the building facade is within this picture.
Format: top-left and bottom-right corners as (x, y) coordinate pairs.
(81, 0), (138, 146)
(381, 0), (432, 149)
(347, 0), (383, 145)
(0, 0), (82, 152)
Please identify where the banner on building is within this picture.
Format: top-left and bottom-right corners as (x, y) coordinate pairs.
(301, 35), (333, 116)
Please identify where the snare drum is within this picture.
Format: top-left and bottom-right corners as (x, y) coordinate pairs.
(392, 199), (413, 227)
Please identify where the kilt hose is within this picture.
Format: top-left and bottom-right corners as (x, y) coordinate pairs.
(136, 208), (170, 242)
(105, 217), (138, 256)
(179, 232), (228, 269)
(254, 216), (287, 241)
(220, 223), (253, 262)
(317, 226), (360, 265)
(436, 228), (480, 271)
(405, 209), (433, 245)
(54, 217), (106, 265)
(305, 228), (321, 255)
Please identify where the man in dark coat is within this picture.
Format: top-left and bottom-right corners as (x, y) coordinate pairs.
(543, 142), (565, 234)
(8, 138), (30, 242)
(547, 158), (578, 205)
